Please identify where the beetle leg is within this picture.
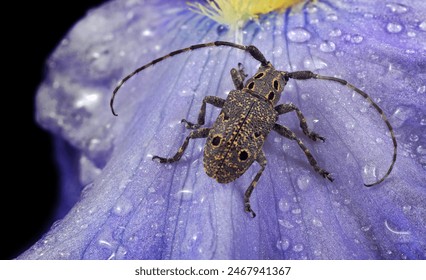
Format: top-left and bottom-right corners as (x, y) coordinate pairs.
(275, 103), (325, 142)
(230, 63), (247, 90)
(181, 96), (225, 129)
(273, 123), (334, 182)
(152, 128), (210, 163)
(244, 151), (267, 218)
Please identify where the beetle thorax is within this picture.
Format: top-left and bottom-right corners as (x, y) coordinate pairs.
(243, 63), (288, 105)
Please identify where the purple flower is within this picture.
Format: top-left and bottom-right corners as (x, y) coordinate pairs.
(21, 0), (426, 259)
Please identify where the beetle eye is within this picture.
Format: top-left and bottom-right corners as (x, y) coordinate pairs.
(239, 150), (249, 161)
(211, 136), (221, 146)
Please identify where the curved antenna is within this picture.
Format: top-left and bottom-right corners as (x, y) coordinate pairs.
(110, 41), (268, 116)
(286, 71), (397, 187)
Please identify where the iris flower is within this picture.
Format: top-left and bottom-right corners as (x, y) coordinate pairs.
(22, 0), (425, 259)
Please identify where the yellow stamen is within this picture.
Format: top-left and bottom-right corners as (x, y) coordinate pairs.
(187, 0), (304, 30)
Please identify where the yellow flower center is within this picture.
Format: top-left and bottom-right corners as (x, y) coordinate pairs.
(187, 0), (304, 30)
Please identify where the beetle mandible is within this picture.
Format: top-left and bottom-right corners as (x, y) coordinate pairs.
(110, 41), (397, 218)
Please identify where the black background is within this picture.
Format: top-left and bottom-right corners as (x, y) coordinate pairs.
(3, 0), (106, 259)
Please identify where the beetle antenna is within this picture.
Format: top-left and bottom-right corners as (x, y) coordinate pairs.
(110, 41), (268, 116)
(286, 71), (397, 187)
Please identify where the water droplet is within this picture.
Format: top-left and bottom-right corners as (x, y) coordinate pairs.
(303, 56), (328, 70)
(278, 198), (290, 212)
(216, 25), (228, 35)
(351, 34), (363, 44)
(175, 189), (193, 201)
(293, 244), (304, 252)
(361, 225), (371, 232)
(386, 22), (403, 33)
(345, 120), (355, 130)
(417, 85), (426, 94)
(391, 106), (416, 128)
(329, 28), (342, 37)
(402, 205), (412, 213)
(386, 3), (408, 14)
(407, 31), (416, 37)
(312, 218), (323, 227)
(419, 21), (426, 31)
(326, 13), (338, 21)
(421, 118), (426, 126)
(409, 134), (419, 142)
(362, 162), (378, 184)
(278, 219), (294, 229)
(142, 29), (153, 37)
(416, 145), (426, 155)
(292, 208), (302, 214)
(296, 174), (311, 191)
(112, 197), (133, 216)
(313, 249), (322, 256)
(306, 5), (317, 14)
(287, 27), (311, 43)
(319, 41), (336, 52)
(276, 239), (290, 251)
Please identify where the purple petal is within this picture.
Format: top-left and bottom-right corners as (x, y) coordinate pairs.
(21, 0), (426, 259)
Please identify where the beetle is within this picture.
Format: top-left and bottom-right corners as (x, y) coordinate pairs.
(110, 41), (397, 218)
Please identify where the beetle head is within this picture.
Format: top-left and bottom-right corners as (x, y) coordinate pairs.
(244, 63), (288, 105)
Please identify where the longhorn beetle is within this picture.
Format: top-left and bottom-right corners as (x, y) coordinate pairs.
(110, 41), (397, 218)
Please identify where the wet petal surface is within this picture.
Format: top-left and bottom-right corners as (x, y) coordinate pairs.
(22, 0), (426, 259)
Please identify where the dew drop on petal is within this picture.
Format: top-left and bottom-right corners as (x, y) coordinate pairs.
(329, 28), (342, 37)
(142, 29), (153, 37)
(276, 238), (290, 251)
(386, 22), (403, 33)
(287, 27), (311, 43)
(391, 106), (416, 128)
(278, 219), (295, 229)
(296, 174), (311, 191)
(319, 41), (336, 52)
(402, 205), (412, 213)
(419, 21), (426, 31)
(112, 197), (134, 216)
(407, 31), (416, 37)
(278, 198), (290, 212)
(362, 162), (378, 184)
(312, 218), (323, 227)
(351, 34), (363, 44)
(293, 244), (304, 252)
(292, 208), (302, 215)
(416, 145), (426, 155)
(175, 188), (193, 201)
(326, 13), (338, 21)
(303, 56), (328, 70)
(345, 120), (355, 130)
(216, 25), (228, 35)
(385, 3), (408, 14)
(409, 134), (419, 142)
